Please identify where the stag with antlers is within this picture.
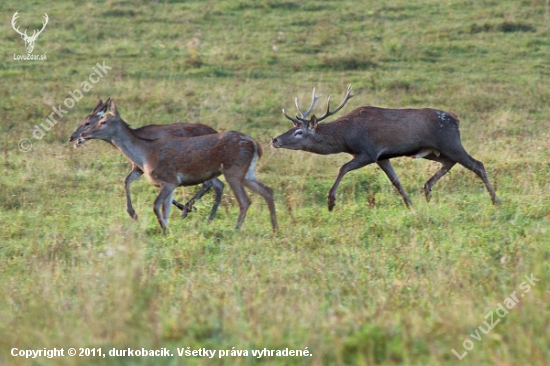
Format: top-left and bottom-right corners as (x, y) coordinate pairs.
(271, 85), (500, 210)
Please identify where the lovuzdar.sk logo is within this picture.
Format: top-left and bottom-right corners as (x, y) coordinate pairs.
(12, 11), (48, 61)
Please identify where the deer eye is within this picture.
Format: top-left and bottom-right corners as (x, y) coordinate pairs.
(294, 130), (304, 137)
(84, 121), (90, 126)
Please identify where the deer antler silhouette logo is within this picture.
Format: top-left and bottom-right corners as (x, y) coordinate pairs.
(11, 11), (49, 54)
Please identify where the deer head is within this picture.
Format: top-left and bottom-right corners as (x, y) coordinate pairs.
(272, 85), (354, 151)
(81, 99), (123, 142)
(68, 99), (110, 147)
(12, 11), (49, 54)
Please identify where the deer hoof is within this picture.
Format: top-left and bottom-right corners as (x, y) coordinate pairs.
(327, 196), (336, 211)
(128, 210), (138, 221)
(181, 207), (189, 219)
(424, 186), (432, 202)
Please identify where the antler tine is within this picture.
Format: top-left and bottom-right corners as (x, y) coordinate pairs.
(295, 87), (322, 120)
(315, 84), (355, 123)
(11, 11), (19, 26)
(282, 108), (304, 126)
(324, 94), (332, 117)
(11, 11), (27, 37)
(34, 13), (49, 37)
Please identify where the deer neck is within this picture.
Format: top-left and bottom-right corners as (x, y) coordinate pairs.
(108, 122), (150, 169)
(306, 123), (349, 155)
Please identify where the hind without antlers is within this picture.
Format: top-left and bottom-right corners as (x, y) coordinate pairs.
(272, 85), (500, 210)
(70, 99), (225, 221)
(80, 99), (278, 232)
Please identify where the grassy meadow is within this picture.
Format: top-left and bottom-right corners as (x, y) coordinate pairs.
(1, 0), (550, 365)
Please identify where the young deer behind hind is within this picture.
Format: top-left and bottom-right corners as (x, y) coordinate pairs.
(69, 99), (224, 221)
(80, 99), (278, 232)
(271, 85), (500, 210)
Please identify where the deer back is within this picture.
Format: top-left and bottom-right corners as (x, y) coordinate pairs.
(143, 131), (258, 186)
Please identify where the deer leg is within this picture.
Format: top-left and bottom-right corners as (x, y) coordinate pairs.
(178, 179), (224, 221)
(153, 184), (177, 232)
(461, 157), (500, 205)
(161, 191), (174, 225)
(443, 148), (500, 205)
(171, 199), (185, 211)
(125, 166), (143, 220)
(376, 159), (412, 207)
(180, 181), (213, 219)
(207, 178), (224, 222)
(225, 177), (251, 230)
(328, 154), (374, 211)
(422, 156), (456, 202)
(243, 179), (278, 231)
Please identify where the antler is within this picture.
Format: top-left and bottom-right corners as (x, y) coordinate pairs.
(282, 108), (303, 126)
(283, 87), (322, 126)
(283, 85), (354, 126)
(295, 87), (322, 120)
(315, 84), (354, 123)
(11, 11), (27, 37)
(30, 14), (48, 40)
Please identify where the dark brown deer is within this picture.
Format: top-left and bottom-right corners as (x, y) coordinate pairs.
(69, 99), (224, 221)
(80, 99), (278, 232)
(271, 85), (500, 211)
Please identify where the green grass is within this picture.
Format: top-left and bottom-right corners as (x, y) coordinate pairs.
(1, 0), (550, 365)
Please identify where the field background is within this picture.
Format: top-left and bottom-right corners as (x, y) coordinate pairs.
(1, 0), (549, 365)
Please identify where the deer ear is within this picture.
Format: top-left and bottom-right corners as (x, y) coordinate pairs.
(95, 99), (109, 117)
(309, 115), (318, 130)
(92, 99), (103, 113)
(109, 99), (119, 117)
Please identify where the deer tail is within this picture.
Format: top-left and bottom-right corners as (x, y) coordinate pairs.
(448, 111), (460, 125)
(255, 140), (263, 159)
